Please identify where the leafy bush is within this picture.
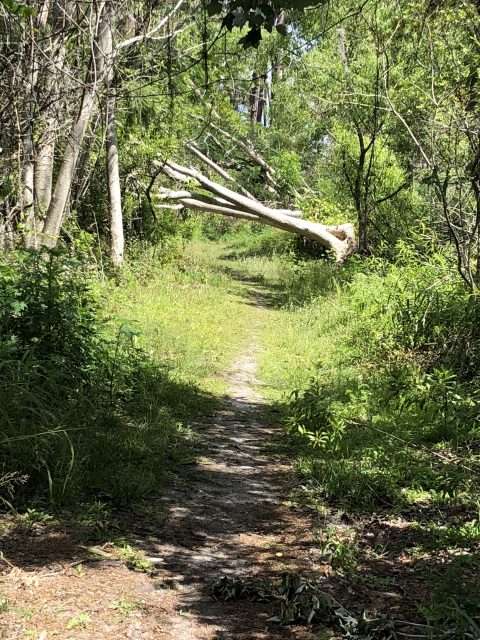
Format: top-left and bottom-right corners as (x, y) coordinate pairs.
(276, 244), (480, 510)
(0, 249), (184, 506)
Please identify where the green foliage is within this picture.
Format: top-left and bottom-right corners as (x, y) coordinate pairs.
(66, 613), (91, 630)
(319, 526), (359, 574)
(0, 248), (103, 387)
(213, 573), (396, 637)
(0, 0), (33, 16)
(286, 379), (346, 450)
(269, 150), (302, 194)
(206, 0), (328, 48)
(197, 212), (237, 240)
(110, 541), (153, 572)
(0, 249), (188, 505)
(255, 243), (480, 513)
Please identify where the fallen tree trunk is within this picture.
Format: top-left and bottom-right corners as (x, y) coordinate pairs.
(157, 159), (357, 261)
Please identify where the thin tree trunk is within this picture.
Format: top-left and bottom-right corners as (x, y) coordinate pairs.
(21, 123), (36, 247)
(19, 9), (42, 247)
(72, 112), (102, 203)
(106, 94), (124, 266)
(249, 73), (261, 127)
(353, 127), (371, 254)
(102, 5), (124, 267)
(41, 0), (108, 247)
(35, 121), (55, 213)
(35, 1), (69, 215)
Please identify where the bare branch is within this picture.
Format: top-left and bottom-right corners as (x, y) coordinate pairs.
(116, 0), (186, 51)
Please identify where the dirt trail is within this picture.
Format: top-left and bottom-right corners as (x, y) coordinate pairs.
(143, 314), (319, 639)
(1, 308), (322, 640)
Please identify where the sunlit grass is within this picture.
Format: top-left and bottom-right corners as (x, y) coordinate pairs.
(111, 239), (259, 396)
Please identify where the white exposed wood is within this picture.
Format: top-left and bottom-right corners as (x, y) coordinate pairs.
(159, 160), (357, 261)
(21, 124), (36, 247)
(104, 7), (124, 267)
(107, 95), (124, 266)
(185, 143), (258, 201)
(116, 0), (186, 50)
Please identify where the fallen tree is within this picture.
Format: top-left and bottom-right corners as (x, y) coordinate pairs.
(156, 153), (357, 262)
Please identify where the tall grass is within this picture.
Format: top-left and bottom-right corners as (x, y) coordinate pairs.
(249, 243), (480, 512)
(0, 241), (256, 506)
(224, 230), (480, 632)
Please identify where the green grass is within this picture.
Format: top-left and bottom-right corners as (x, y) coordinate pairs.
(219, 234), (480, 635)
(111, 240), (258, 398)
(0, 240), (257, 508)
(2, 230), (480, 634)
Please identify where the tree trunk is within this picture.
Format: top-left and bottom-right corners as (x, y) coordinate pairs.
(21, 123), (36, 247)
(40, 0), (108, 247)
(106, 94), (124, 266)
(35, 121), (55, 214)
(35, 1), (69, 215)
(353, 128), (370, 254)
(159, 159), (357, 261)
(249, 73), (261, 127)
(102, 5), (124, 267)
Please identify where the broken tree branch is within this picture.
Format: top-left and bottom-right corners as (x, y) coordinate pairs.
(158, 160), (356, 261)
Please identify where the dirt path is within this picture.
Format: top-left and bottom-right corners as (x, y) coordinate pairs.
(0, 307), (322, 640)
(137, 313), (320, 639)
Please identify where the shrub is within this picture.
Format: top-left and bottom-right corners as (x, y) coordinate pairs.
(0, 249), (183, 506)
(280, 245), (480, 510)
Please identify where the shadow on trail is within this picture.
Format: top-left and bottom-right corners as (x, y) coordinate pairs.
(217, 244), (348, 311)
(1, 257), (477, 638)
(216, 263), (289, 313)
(2, 392), (478, 637)
(218, 260), (287, 309)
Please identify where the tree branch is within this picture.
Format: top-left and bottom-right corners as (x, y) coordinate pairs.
(159, 159), (357, 261)
(116, 0), (186, 51)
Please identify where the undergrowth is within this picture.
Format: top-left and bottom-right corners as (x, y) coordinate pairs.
(253, 242), (480, 514)
(2, 229), (480, 635)
(223, 231), (480, 635)
(0, 241), (254, 507)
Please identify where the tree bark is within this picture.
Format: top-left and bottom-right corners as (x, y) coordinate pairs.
(21, 123), (36, 247)
(107, 94), (124, 266)
(34, 1), (70, 215)
(35, 123), (55, 214)
(40, 1), (108, 247)
(102, 5), (124, 267)
(249, 73), (261, 127)
(160, 160), (356, 261)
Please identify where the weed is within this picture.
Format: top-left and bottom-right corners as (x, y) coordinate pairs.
(74, 501), (114, 540)
(14, 508), (53, 533)
(319, 526), (359, 575)
(0, 241), (256, 508)
(11, 607), (34, 620)
(212, 573), (396, 637)
(66, 613), (91, 629)
(111, 592), (139, 620)
(0, 593), (8, 612)
(109, 541), (153, 572)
